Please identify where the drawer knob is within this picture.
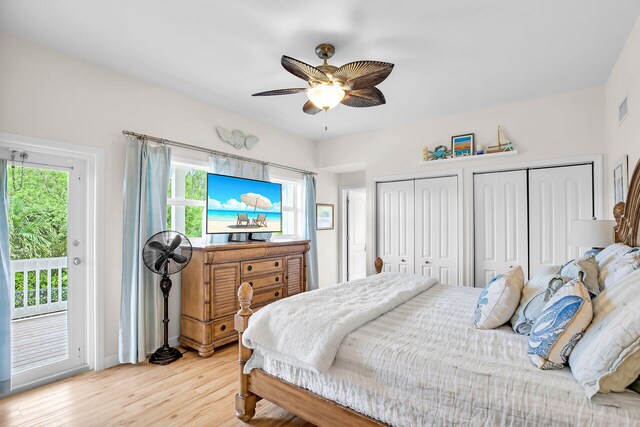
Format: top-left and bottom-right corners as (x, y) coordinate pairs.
(221, 325), (226, 331)
(274, 261), (279, 267)
(275, 291), (280, 297)
(275, 276), (280, 282)
(247, 265), (253, 271)
(249, 282), (253, 287)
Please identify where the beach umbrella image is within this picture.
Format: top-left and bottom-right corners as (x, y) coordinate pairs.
(240, 192), (273, 213)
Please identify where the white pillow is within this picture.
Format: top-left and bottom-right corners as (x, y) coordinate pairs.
(510, 265), (562, 335)
(595, 243), (632, 284)
(598, 250), (640, 290)
(528, 278), (592, 370)
(474, 265), (524, 330)
(569, 268), (640, 398)
(595, 243), (632, 268)
(560, 255), (600, 296)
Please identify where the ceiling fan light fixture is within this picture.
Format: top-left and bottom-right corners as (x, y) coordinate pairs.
(307, 83), (345, 110)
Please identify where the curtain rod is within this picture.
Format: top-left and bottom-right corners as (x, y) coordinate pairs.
(122, 130), (317, 176)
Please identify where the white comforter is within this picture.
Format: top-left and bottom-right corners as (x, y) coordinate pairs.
(251, 283), (640, 426)
(243, 272), (438, 373)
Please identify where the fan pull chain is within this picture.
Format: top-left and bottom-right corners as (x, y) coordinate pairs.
(324, 109), (328, 131)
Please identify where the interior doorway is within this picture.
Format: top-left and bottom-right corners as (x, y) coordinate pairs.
(1, 147), (89, 391)
(340, 187), (366, 282)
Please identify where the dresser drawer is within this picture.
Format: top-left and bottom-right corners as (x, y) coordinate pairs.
(245, 273), (284, 291)
(213, 316), (235, 339)
(242, 257), (284, 275)
(252, 285), (284, 307)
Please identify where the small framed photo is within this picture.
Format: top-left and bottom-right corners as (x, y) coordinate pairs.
(613, 155), (629, 204)
(451, 133), (475, 157)
(316, 203), (334, 230)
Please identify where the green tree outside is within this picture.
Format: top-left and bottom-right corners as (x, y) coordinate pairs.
(7, 165), (68, 309)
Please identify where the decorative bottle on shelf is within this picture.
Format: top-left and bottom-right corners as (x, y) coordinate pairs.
(476, 144), (484, 155)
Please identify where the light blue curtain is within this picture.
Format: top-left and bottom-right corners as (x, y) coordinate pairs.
(207, 155), (270, 244)
(119, 137), (171, 364)
(0, 160), (12, 393)
(303, 174), (319, 290)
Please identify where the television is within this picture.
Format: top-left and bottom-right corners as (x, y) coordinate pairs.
(206, 173), (282, 235)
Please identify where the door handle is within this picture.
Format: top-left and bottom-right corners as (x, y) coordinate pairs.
(73, 257), (82, 265)
(425, 260), (430, 264)
(401, 259), (406, 263)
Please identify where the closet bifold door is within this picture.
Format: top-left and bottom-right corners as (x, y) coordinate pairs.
(474, 170), (529, 286)
(376, 180), (415, 273)
(528, 164), (593, 273)
(414, 176), (459, 285)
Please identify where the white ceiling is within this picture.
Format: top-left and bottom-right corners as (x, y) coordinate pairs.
(1, 1), (639, 140)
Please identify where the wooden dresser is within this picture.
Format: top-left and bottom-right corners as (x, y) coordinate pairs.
(179, 240), (309, 357)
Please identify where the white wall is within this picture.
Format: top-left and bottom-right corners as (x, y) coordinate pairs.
(317, 86), (606, 280)
(0, 34), (338, 363)
(605, 16), (640, 212)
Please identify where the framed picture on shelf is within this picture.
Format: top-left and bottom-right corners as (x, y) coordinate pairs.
(316, 203), (334, 230)
(613, 155), (629, 204)
(451, 133), (475, 157)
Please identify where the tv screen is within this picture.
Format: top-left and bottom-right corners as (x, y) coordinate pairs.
(206, 173), (282, 234)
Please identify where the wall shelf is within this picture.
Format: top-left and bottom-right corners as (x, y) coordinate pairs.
(418, 149), (518, 166)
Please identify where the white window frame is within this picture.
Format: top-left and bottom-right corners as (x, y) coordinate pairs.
(271, 174), (304, 240)
(167, 158), (208, 246)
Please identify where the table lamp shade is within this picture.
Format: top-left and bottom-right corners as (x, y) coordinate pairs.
(569, 219), (616, 248)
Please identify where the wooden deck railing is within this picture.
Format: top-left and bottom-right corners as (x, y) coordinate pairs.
(10, 257), (68, 319)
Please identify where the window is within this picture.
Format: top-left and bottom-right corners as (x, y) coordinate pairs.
(272, 175), (304, 239)
(166, 159), (305, 242)
(167, 160), (208, 245)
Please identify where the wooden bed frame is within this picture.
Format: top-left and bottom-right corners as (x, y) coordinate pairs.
(233, 159), (640, 426)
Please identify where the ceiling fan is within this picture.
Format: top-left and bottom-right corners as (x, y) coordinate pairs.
(252, 43), (394, 115)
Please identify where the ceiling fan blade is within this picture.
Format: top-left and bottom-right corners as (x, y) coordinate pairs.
(252, 88), (308, 96)
(171, 253), (188, 264)
(341, 88), (386, 108)
(333, 61), (394, 90)
(168, 234), (182, 252)
(281, 56), (330, 84)
(303, 100), (323, 115)
(148, 241), (167, 252)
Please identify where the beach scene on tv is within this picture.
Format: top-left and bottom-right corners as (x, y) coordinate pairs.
(206, 174), (282, 234)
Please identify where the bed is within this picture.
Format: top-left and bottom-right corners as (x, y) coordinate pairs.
(232, 160), (640, 426)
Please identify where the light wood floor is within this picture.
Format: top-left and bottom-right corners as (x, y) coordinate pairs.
(0, 344), (314, 427)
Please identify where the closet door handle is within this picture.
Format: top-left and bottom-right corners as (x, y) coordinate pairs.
(401, 259), (406, 263)
(425, 261), (430, 264)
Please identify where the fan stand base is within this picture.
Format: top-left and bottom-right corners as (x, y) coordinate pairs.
(149, 345), (183, 365)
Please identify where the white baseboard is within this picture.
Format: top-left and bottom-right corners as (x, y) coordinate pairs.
(102, 336), (181, 369)
(103, 353), (120, 369)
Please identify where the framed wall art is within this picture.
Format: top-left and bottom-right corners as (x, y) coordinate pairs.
(451, 133), (475, 157)
(316, 203), (334, 230)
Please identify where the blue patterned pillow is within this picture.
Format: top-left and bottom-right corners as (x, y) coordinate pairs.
(474, 265), (524, 329)
(528, 278), (592, 369)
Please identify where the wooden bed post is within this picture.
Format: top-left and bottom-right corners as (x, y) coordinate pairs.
(234, 282), (257, 422)
(374, 257), (383, 274)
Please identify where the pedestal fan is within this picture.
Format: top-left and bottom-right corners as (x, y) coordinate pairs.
(142, 230), (192, 365)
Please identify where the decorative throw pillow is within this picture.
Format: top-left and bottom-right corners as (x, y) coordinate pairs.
(560, 255), (600, 296)
(510, 265), (561, 335)
(474, 265), (524, 330)
(528, 278), (592, 370)
(569, 268), (640, 398)
(598, 250), (640, 290)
